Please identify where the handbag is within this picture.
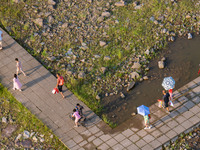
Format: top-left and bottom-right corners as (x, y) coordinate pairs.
(52, 88), (59, 94)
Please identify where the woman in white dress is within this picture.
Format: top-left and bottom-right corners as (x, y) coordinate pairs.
(13, 74), (22, 91)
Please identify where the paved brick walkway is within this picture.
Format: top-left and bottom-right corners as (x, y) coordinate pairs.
(1, 28), (200, 150)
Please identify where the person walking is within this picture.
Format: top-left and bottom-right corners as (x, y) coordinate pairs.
(76, 103), (85, 120)
(144, 114), (152, 129)
(15, 58), (26, 76)
(13, 74), (22, 91)
(72, 109), (81, 127)
(55, 73), (65, 99)
(0, 30), (3, 50)
(162, 90), (170, 113)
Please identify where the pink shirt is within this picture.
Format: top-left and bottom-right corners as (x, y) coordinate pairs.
(73, 111), (81, 119)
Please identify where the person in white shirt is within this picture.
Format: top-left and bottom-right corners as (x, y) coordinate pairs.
(15, 58), (26, 76)
(0, 30), (3, 50)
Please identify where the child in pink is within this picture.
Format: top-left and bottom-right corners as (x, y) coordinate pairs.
(72, 109), (81, 127)
(13, 74), (22, 91)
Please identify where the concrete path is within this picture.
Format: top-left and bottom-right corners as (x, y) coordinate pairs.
(0, 28), (200, 150)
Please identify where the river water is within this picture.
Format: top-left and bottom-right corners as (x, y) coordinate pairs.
(103, 35), (200, 125)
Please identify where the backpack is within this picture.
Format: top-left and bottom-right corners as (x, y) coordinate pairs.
(59, 76), (64, 85)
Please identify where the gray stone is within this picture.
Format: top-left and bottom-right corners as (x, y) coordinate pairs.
(32, 136), (37, 142)
(127, 81), (135, 91)
(188, 33), (192, 39)
(62, 23), (68, 28)
(48, 0), (56, 5)
(2, 117), (7, 123)
(132, 62), (141, 69)
(115, 1), (125, 7)
(23, 130), (30, 139)
(143, 76), (148, 80)
(34, 18), (43, 27)
(15, 134), (22, 142)
(104, 56), (111, 61)
(100, 41), (106, 47)
(100, 67), (107, 74)
(13, 0), (20, 3)
(158, 61), (164, 69)
(130, 72), (140, 79)
(47, 56), (56, 61)
(102, 12), (111, 17)
(2, 124), (18, 138)
(120, 92), (125, 98)
(87, 0), (92, 3)
(96, 95), (100, 100)
(21, 139), (32, 148)
(78, 72), (85, 79)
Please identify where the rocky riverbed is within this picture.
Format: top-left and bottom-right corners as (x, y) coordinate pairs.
(0, 0), (200, 122)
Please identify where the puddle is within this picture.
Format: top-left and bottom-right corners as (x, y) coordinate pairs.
(103, 35), (200, 126)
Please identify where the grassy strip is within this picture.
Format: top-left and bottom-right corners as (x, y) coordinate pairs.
(0, 83), (68, 149)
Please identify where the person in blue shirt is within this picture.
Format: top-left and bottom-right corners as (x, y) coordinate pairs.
(0, 30), (3, 50)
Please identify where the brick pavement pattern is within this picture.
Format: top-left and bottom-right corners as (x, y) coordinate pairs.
(0, 28), (200, 150)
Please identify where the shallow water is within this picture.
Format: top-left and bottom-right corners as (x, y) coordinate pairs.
(103, 35), (200, 125)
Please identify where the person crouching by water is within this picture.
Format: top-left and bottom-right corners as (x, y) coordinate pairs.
(162, 90), (170, 113)
(13, 74), (22, 91)
(72, 109), (81, 127)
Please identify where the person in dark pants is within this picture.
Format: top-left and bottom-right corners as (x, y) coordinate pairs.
(55, 73), (65, 99)
(162, 90), (170, 113)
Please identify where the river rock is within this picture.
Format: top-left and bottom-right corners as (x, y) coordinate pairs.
(47, 56), (56, 61)
(13, 0), (20, 3)
(101, 67), (107, 74)
(48, 0), (56, 5)
(104, 56), (111, 61)
(132, 62), (141, 69)
(120, 92), (125, 98)
(87, 0), (92, 3)
(34, 18), (43, 27)
(23, 130), (30, 139)
(100, 41), (106, 47)
(62, 23), (68, 28)
(143, 76), (148, 80)
(161, 57), (166, 61)
(131, 112), (136, 116)
(158, 61), (164, 69)
(130, 72), (140, 79)
(15, 134), (22, 142)
(21, 139), (32, 148)
(2, 117), (7, 123)
(78, 72), (86, 79)
(127, 81), (135, 91)
(2, 124), (18, 138)
(188, 33), (192, 39)
(96, 95), (100, 100)
(102, 12), (111, 17)
(115, 0), (125, 7)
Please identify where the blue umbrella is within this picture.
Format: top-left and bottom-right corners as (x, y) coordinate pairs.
(162, 76), (175, 90)
(137, 105), (150, 116)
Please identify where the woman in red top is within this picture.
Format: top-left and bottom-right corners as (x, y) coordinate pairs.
(55, 73), (65, 99)
(168, 89), (173, 100)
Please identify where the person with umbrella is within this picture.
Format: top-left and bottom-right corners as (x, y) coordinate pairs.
(162, 77), (175, 113)
(137, 105), (152, 129)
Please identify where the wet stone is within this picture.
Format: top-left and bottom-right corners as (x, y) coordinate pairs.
(2, 124), (18, 138)
(21, 139), (32, 148)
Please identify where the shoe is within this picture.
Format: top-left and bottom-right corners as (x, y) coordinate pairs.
(166, 111), (170, 114)
(74, 125), (78, 127)
(148, 125), (152, 129)
(13, 88), (16, 90)
(144, 127), (148, 129)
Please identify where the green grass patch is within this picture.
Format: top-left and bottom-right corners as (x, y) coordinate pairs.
(0, 83), (68, 149)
